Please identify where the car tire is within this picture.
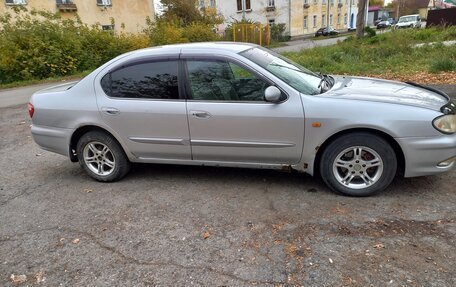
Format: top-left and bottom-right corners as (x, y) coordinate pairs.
(320, 132), (397, 196)
(76, 131), (130, 182)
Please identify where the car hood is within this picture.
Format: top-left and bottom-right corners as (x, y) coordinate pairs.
(325, 76), (449, 111)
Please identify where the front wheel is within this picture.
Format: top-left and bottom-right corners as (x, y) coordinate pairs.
(320, 133), (397, 196)
(76, 131), (130, 182)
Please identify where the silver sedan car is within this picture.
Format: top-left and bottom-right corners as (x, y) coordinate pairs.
(29, 43), (456, 196)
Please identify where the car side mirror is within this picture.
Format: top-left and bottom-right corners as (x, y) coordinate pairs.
(264, 86), (282, 103)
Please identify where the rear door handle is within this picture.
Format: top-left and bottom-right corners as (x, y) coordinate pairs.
(191, 111), (211, 119)
(101, 107), (120, 115)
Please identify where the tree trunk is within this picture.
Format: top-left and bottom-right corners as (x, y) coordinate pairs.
(356, 0), (368, 39)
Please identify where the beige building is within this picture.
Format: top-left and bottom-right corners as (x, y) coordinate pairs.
(216, 0), (358, 38)
(0, 0), (155, 33)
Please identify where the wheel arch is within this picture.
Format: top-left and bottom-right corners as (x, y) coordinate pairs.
(69, 125), (130, 162)
(313, 128), (405, 178)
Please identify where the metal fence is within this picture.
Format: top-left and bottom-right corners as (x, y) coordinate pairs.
(232, 23), (271, 46)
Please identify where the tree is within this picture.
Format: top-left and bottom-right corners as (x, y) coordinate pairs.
(159, 0), (222, 27)
(356, 0), (368, 38)
(369, 0), (385, 7)
(145, 0), (223, 45)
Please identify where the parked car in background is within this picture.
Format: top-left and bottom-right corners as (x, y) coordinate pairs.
(28, 43), (456, 197)
(395, 14), (421, 29)
(377, 20), (392, 29)
(315, 27), (339, 37)
(388, 18), (396, 25)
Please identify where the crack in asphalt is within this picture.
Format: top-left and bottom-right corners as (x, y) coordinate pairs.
(0, 225), (286, 285)
(0, 186), (34, 208)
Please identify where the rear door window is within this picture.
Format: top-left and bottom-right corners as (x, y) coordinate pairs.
(101, 61), (179, 99)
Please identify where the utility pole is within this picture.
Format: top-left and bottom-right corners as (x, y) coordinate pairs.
(356, 0), (368, 38)
(327, 0), (330, 28)
(396, 0), (400, 19)
(242, 0), (246, 20)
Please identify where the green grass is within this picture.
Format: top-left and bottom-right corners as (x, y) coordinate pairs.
(2, 27), (456, 90)
(0, 70), (92, 90)
(283, 26), (456, 76)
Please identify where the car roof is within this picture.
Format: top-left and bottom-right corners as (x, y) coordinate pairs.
(400, 14), (419, 17)
(130, 42), (257, 56)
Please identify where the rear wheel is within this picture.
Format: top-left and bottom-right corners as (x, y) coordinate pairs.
(320, 133), (397, 196)
(76, 131), (130, 182)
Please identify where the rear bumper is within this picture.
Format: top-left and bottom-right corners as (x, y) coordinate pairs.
(396, 135), (456, 177)
(31, 124), (73, 157)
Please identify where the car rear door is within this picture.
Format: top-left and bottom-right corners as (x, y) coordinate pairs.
(95, 58), (191, 160)
(182, 57), (304, 164)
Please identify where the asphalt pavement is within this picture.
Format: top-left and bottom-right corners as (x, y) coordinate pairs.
(0, 103), (455, 286)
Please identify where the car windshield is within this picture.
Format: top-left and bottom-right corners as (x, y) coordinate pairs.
(399, 16), (415, 22)
(240, 47), (323, 95)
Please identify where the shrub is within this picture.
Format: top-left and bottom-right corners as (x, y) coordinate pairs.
(148, 21), (188, 45)
(365, 26), (376, 38)
(270, 23), (288, 42)
(429, 59), (456, 73)
(183, 22), (220, 42)
(0, 8), (149, 84)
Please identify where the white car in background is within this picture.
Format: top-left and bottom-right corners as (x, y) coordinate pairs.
(395, 14), (421, 29)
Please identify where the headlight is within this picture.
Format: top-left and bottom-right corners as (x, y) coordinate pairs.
(433, 114), (456, 134)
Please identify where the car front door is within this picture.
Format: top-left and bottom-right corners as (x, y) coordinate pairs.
(95, 59), (191, 160)
(183, 58), (304, 164)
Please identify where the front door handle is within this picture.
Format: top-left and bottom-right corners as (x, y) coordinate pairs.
(101, 107), (120, 115)
(191, 111), (211, 119)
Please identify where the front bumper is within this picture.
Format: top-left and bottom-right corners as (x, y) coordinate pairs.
(396, 135), (456, 177)
(31, 124), (73, 158)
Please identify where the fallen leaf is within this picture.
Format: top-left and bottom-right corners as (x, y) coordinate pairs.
(10, 274), (27, 284)
(374, 243), (385, 249)
(203, 231), (210, 239)
(72, 238), (80, 244)
(329, 258), (333, 264)
(34, 270), (45, 284)
(83, 189), (93, 193)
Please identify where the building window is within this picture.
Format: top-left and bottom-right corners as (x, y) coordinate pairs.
(269, 19), (275, 26)
(96, 0), (112, 6)
(237, 0), (251, 11)
(322, 0), (326, 4)
(313, 15), (317, 27)
(330, 0), (334, 5)
(102, 24), (114, 31)
(268, 0), (275, 7)
(344, 13), (347, 24)
(337, 13), (340, 24)
(304, 0), (308, 4)
(198, 0), (205, 8)
(210, 0), (215, 6)
(304, 16), (308, 28)
(322, 15), (326, 26)
(329, 14), (333, 25)
(314, 0), (318, 3)
(5, 0), (27, 5)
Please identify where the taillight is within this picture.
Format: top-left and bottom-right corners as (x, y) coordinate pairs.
(28, 103), (34, 118)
